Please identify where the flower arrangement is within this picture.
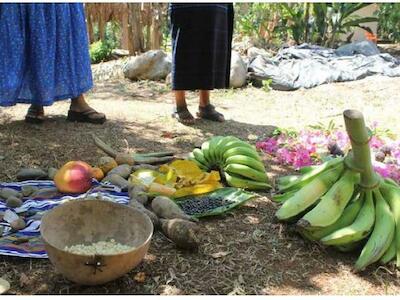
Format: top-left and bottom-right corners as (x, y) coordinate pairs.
(256, 121), (400, 183)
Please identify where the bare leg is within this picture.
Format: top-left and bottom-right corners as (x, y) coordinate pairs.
(197, 90), (225, 122)
(172, 90), (195, 125)
(175, 91), (187, 108)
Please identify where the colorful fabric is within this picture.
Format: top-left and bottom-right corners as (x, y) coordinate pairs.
(0, 180), (129, 258)
(0, 3), (93, 107)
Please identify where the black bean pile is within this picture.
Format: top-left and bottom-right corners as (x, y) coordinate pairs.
(179, 196), (235, 215)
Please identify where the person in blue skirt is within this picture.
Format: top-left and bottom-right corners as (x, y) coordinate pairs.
(0, 3), (106, 124)
(169, 3), (234, 125)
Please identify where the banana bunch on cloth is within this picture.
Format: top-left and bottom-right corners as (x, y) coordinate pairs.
(274, 110), (400, 271)
(129, 160), (223, 198)
(189, 136), (271, 190)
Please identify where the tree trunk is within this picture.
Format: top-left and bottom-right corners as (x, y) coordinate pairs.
(128, 3), (144, 55)
(304, 3), (310, 43)
(121, 9), (130, 50)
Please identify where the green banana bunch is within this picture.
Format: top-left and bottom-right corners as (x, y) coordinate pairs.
(274, 158), (400, 271)
(273, 109), (400, 271)
(189, 136), (271, 190)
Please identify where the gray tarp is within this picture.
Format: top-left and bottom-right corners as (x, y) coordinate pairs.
(248, 41), (400, 91)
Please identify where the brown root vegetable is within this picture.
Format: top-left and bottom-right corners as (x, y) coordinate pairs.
(115, 153), (135, 166)
(148, 183), (176, 197)
(108, 164), (132, 179)
(160, 218), (200, 250)
(47, 167), (58, 180)
(0, 188), (22, 200)
(102, 174), (129, 191)
(21, 186), (39, 197)
(17, 168), (48, 181)
(6, 196), (23, 208)
(151, 196), (193, 221)
(129, 200), (159, 228)
(10, 218), (26, 231)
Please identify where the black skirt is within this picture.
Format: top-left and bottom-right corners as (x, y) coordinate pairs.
(169, 3), (234, 90)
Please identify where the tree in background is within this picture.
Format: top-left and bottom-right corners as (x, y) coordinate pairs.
(85, 3), (168, 57)
(377, 3), (400, 43)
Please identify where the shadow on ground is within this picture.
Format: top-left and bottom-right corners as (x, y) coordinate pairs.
(1, 95), (399, 295)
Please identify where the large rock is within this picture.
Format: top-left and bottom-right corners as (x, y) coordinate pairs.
(123, 50), (171, 81)
(229, 51), (247, 88)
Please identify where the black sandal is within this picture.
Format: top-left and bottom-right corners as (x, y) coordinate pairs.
(197, 104), (225, 122)
(25, 105), (45, 124)
(172, 106), (195, 125)
(67, 108), (106, 124)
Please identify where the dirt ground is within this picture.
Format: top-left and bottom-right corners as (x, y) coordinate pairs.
(1, 72), (400, 295)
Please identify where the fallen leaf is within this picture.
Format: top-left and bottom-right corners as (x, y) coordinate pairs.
(134, 272), (146, 283)
(0, 278), (10, 295)
(0, 156), (4, 161)
(161, 132), (177, 139)
(211, 251), (231, 259)
(19, 273), (31, 287)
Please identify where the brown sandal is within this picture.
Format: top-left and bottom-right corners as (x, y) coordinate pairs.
(172, 106), (195, 125)
(67, 108), (106, 124)
(25, 105), (45, 124)
(197, 104), (225, 122)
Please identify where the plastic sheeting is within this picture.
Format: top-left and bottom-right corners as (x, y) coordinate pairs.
(248, 41), (400, 91)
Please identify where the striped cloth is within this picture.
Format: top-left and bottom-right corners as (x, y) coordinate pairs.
(0, 180), (130, 258)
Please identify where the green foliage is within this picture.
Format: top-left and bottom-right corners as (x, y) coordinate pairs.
(89, 40), (113, 64)
(321, 3), (377, 47)
(278, 3), (310, 44)
(262, 79), (272, 92)
(234, 3), (378, 48)
(90, 22), (120, 64)
(234, 3), (283, 47)
(376, 3), (400, 42)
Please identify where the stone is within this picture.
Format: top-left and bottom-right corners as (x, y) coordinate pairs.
(229, 51), (247, 88)
(0, 278), (10, 295)
(21, 185), (39, 197)
(10, 218), (26, 231)
(6, 196), (23, 208)
(108, 164), (132, 179)
(123, 50), (171, 81)
(165, 73), (172, 86)
(16, 168), (48, 181)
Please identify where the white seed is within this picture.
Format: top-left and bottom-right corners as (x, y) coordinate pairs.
(64, 240), (132, 255)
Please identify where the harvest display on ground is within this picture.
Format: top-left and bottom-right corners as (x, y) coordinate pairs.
(1, 109), (400, 288)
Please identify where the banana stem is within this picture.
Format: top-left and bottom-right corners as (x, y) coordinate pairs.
(92, 134), (118, 158)
(343, 110), (379, 188)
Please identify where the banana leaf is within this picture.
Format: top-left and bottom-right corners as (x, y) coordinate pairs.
(176, 187), (256, 218)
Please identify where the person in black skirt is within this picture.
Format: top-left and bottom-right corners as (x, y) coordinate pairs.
(169, 3), (234, 125)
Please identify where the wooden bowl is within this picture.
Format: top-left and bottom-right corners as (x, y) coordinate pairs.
(40, 199), (153, 285)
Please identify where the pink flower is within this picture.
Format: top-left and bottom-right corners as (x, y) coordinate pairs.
(256, 138), (278, 154)
(369, 136), (384, 149)
(276, 148), (294, 165)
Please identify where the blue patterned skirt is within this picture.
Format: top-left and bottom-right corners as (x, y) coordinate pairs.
(0, 3), (93, 107)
